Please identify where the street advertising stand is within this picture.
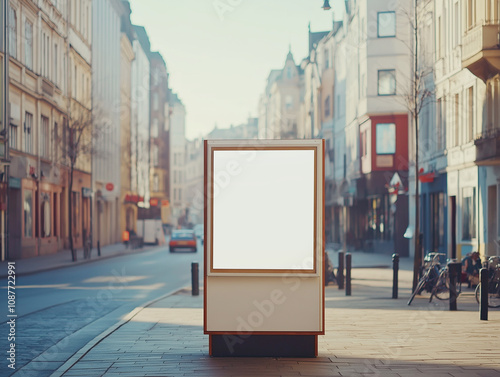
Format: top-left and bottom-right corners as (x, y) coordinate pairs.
(204, 139), (325, 357)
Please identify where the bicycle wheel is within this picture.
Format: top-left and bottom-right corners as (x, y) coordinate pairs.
(475, 282), (500, 308)
(431, 271), (451, 301)
(488, 282), (500, 308)
(408, 277), (426, 306)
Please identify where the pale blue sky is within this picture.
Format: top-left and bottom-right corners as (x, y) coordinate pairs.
(129, 0), (345, 139)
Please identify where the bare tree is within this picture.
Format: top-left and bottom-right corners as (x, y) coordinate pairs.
(57, 103), (109, 261)
(397, 0), (435, 290)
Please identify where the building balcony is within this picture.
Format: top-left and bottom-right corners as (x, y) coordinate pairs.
(474, 128), (500, 164)
(462, 22), (500, 81)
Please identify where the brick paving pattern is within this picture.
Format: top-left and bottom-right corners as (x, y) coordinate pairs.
(53, 267), (500, 377)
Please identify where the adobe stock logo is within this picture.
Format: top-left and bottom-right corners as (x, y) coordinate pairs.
(213, 0), (244, 21)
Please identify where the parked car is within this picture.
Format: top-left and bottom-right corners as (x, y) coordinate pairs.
(169, 230), (197, 253)
(193, 224), (204, 244)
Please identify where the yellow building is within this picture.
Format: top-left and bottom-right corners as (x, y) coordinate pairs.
(2, 0), (91, 259)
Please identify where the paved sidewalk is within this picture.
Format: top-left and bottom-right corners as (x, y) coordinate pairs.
(52, 267), (500, 377)
(0, 242), (162, 278)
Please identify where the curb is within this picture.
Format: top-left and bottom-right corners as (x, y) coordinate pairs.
(49, 286), (187, 377)
(0, 245), (161, 279)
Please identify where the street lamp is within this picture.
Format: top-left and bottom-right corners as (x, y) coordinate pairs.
(322, 0), (331, 11)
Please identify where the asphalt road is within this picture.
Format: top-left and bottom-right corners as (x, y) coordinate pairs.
(0, 240), (203, 377)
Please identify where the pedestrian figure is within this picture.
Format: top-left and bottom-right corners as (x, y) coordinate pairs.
(122, 229), (130, 248)
(462, 251), (481, 287)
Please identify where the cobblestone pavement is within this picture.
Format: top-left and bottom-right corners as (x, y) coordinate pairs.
(51, 267), (500, 377)
(0, 298), (128, 377)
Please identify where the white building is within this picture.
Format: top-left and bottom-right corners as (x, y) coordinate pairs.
(320, 0), (412, 255)
(92, 0), (124, 246)
(131, 26), (151, 210)
(415, 0), (500, 260)
(258, 48), (304, 140)
(168, 92), (186, 227)
(184, 137), (204, 226)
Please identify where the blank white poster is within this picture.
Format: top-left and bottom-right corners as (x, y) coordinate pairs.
(212, 149), (315, 271)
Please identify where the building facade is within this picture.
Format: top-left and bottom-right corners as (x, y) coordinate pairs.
(168, 91), (186, 227)
(130, 25), (150, 212)
(119, 1), (136, 236)
(2, 0), (92, 259)
(148, 51), (169, 226)
(258, 49), (304, 140)
(92, 0), (124, 247)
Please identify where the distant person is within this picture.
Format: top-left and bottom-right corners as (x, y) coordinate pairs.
(462, 251), (481, 287)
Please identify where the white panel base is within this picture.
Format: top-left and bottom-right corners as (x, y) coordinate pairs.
(206, 276), (322, 333)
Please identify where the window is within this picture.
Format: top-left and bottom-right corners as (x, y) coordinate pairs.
(151, 118), (158, 138)
(152, 144), (159, 166)
(378, 70), (396, 96)
(324, 49), (330, 69)
(24, 112), (33, 153)
(437, 17), (442, 58)
(153, 92), (159, 111)
(286, 66), (293, 79)
(378, 11), (396, 37)
(152, 68), (159, 86)
(46, 34), (50, 77)
(62, 119), (67, 158)
(44, 33), (50, 77)
(454, 2), (460, 47)
(462, 187), (476, 240)
(53, 122), (58, 160)
(324, 95), (330, 118)
(376, 123), (396, 155)
(285, 95), (293, 110)
(453, 94), (460, 147)
(8, 6), (17, 58)
(486, 78), (500, 133)
(40, 116), (50, 158)
(153, 174), (159, 192)
(25, 20), (33, 70)
(437, 98), (444, 150)
(9, 123), (17, 150)
(467, 0), (476, 29)
(467, 86), (474, 141)
(24, 190), (33, 238)
(54, 44), (58, 85)
(431, 193), (445, 249)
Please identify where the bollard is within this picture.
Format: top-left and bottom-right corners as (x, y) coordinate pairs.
(338, 252), (345, 290)
(448, 262), (461, 311)
(345, 253), (352, 296)
(97, 241), (101, 257)
(392, 253), (399, 299)
(480, 268), (488, 321)
(192, 262), (199, 296)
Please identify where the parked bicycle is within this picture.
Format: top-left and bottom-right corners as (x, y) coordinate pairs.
(429, 261), (462, 303)
(475, 256), (500, 308)
(408, 252), (446, 305)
